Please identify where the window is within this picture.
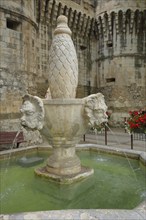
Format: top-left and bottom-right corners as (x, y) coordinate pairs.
(7, 19), (21, 31)
(107, 40), (113, 47)
(106, 78), (115, 83)
(80, 45), (87, 50)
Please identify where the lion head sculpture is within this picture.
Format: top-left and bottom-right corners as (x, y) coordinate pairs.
(20, 94), (44, 130)
(84, 93), (108, 128)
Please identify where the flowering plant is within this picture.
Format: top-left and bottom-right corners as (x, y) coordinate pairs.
(125, 110), (146, 134)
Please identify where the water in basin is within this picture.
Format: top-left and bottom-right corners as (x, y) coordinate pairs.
(0, 150), (146, 214)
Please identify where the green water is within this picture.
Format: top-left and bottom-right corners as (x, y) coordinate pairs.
(0, 151), (146, 214)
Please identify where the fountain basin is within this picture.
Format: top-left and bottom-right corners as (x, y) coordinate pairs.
(35, 99), (93, 182)
(0, 144), (146, 220)
(41, 99), (88, 146)
(20, 94), (108, 182)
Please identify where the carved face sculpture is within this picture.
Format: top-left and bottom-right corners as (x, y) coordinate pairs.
(84, 93), (108, 127)
(93, 98), (108, 126)
(20, 95), (44, 130)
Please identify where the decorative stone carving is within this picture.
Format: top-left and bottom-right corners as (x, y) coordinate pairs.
(20, 15), (108, 184)
(48, 15), (78, 98)
(84, 93), (108, 128)
(20, 92), (107, 183)
(45, 88), (52, 99)
(20, 94), (44, 130)
(20, 93), (108, 136)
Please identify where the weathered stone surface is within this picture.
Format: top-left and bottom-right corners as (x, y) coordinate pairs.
(0, 0), (146, 132)
(95, 0), (146, 124)
(48, 15), (78, 98)
(20, 91), (107, 181)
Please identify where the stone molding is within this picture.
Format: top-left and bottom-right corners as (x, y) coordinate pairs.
(37, 0), (96, 38)
(95, 53), (146, 62)
(0, 7), (38, 30)
(37, 0), (146, 39)
(96, 9), (146, 39)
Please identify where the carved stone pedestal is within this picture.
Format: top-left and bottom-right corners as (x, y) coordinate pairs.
(20, 15), (107, 184)
(34, 99), (94, 183)
(46, 147), (81, 175)
(35, 166), (94, 184)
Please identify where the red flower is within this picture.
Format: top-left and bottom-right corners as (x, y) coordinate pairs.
(126, 110), (146, 133)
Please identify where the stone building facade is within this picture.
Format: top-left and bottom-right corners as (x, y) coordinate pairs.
(96, 0), (146, 125)
(0, 0), (146, 132)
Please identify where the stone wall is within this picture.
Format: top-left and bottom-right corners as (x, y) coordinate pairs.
(95, 0), (146, 125)
(42, 0), (97, 98)
(0, 0), (97, 132)
(0, 0), (146, 133)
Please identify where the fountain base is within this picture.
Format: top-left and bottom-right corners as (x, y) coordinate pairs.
(34, 166), (94, 184)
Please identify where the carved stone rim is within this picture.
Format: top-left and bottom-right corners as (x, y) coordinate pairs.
(43, 99), (85, 105)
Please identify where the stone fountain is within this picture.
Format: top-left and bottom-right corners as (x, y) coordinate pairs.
(20, 15), (108, 184)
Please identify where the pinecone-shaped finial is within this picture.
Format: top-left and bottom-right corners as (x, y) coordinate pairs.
(48, 15), (78, 99)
